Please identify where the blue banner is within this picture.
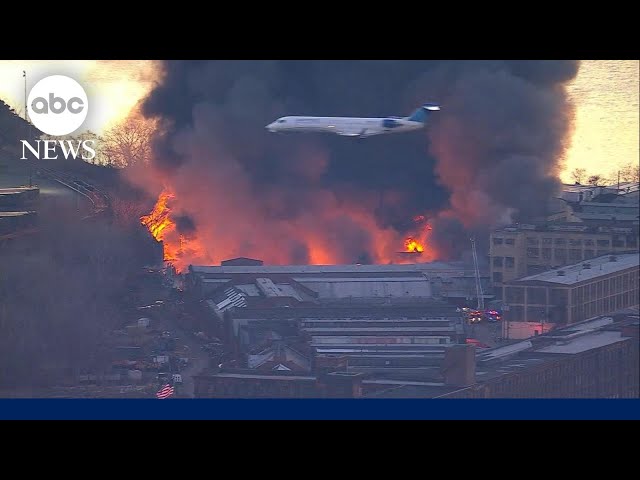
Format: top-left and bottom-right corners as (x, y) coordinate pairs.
(1, 399), (639, 420)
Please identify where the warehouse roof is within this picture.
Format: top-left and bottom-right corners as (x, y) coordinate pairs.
(513, 252), (639, 286)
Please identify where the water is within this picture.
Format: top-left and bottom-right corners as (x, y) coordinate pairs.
(563, 60), (639, 182)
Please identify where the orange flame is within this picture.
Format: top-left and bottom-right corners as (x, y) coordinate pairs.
(404, 237), (425, 253)
(141, 190), (180, 263)
(141, 189), (439, 270)
(402, 217), (432, 254)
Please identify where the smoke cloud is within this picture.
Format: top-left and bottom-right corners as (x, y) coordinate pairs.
(132, 60), (579, 266)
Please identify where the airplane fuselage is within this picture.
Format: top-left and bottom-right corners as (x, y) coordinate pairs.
(266, 116), (424, 138)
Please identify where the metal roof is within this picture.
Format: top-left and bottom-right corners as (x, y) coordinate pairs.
(536, 330), (627, 354)
(190, 261), (471, 275)
(513, 252), (639, 286)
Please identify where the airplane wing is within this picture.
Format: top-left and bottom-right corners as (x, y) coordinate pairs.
(336, 127), (379, 138)
(336, 129), (361, 137)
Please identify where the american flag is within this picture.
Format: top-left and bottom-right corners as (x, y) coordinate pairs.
(156, 383), (175, 399)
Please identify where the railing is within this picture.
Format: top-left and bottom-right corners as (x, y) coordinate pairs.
(36, 166), (110, 218)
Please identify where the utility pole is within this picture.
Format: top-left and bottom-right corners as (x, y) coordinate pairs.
(23, 70), (28, 122)
(470, 236), (485, 311)
(23, 70), (33, 187)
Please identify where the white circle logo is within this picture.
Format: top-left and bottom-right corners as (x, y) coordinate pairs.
(27, 75), (88, 136)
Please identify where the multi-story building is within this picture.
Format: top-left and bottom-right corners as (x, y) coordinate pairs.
(500, 252), (639, 326)
(368, 312), (640, 399)
(490, 223), (639, 290)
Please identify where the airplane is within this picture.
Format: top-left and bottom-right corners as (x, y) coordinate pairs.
(265, 103), (441, 138)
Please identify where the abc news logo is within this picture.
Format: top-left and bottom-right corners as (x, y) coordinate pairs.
(21, 74), (95, 161)
(31, 93), (85, 115)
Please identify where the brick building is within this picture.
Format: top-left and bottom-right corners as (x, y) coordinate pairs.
(367, 312), (639, 399)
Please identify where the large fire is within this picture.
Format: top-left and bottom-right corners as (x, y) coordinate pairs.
(402, 215), (432, 254)
(404, 237), (425, 253)
(141, 190), (437, 270)
(140, 190), (180, 263)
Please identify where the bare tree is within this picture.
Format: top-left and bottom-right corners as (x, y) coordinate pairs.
(571, 168), (586, 184)
(587, 174), (603, 186)
(101, 111), (156, 168)
(0, 213), (149, 389)
(619, 162), (640, 183)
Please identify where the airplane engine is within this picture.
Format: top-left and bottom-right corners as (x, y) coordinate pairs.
(382, 118), (401, 129)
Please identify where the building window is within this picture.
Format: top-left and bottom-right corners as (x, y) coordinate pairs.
(569, 249), (582, 262)
(625, 235), (637, 248)
(597, 239), (610, 247)
(584, 239), (594, 246)
(550, 288), (568, 306)
(527, 237), (539, 246)
(493, 271), (503, 283)
(555, 238), (566, 246)
(584, 249), (594, 259)
(492, 237), (504, 245)
(505, 238), (515, 246)
(493, 256), (503, 267)
(569, 238), (582, 246)
(527, 287), (546, 304)
(527, 247), (540, 259)
(506, 286), (525, 303)
(555, 249), (567, 263)
(542, 248), (552, 260)
(596, 250), (608, 257)
(542, 238), (552, 245)
(508, 305), (525, 322)
(505, 257), (515, 268)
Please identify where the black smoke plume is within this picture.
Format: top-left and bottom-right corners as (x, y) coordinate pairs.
(137, 60), (579, 264)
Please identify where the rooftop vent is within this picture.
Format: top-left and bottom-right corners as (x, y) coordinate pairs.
(609, 255), (617, 262)
(557, 270), (565, 276)
(582, 263), (591, 269)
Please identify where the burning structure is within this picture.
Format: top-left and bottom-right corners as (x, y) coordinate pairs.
(134, 61), (579, 270)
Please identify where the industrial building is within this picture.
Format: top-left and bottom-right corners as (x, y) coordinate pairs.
(490, 222), (639, 286)
(436, 311), (639, 398)
(205, 276), (319, 315)
(193, 344), (476, 398)
(215, 302), (465, 376)
(549, 182), (639, 224)
(188, 260), (491, 306)
(193, 308), (639, 398)
(490, 181), (639, 290)
(499, 252), (639, 328)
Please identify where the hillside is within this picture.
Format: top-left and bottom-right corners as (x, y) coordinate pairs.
(0, 99), (41, 147)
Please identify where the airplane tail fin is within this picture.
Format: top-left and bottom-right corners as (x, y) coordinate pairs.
(407, 103), (441, 123)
